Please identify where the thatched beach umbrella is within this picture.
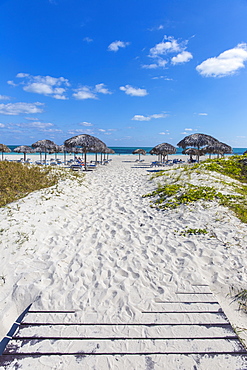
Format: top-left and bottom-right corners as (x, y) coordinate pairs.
(132, 148), (146, 161)
(14, 145), (34, 161)
(32, 139), (58, 164)
(0, 144), (11, 160)
(177, 133), (219, 161)
(182, 148), (202, 161)
(102, 147), (115, 161)
(203, 142), (232, 158)
(150, 143), (176, 161)
(64, 134), (107, 170)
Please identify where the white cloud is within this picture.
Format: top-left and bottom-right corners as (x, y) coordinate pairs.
(108, 40), (130, 52)
(68, 128), (94, 135)
(79, 121), (93, 126)
(132, 113), (167, 121)
(7, 80), (18, 87)
(0, 102), (44, 115)
(196, 43), (247, 77)
(83, 37), (93, 43)
(145, 35), (193, 69)
(151, 113), (167, 119)
(95, 83), (112, 94)
(25, 117), (39, 121)
(0, 123), (5, 127)
(171, 51), (193, 64)
(17, 121), (53, 129)
(16, 73), (30, 78)
(0, 95), (11, 100)
(42, 128), (62, 132)
(120, 85), (148, 97)
(98, 129), (106, 132)
(17, 73), (69, 99)
(149, 36), (181, 57)
(132, 115), (151, 121)
(73, 84), (111, 100)
(198, 113), (208, 116)
(185, 128), (193, 131)
(152, 76), (173, 80)
(159, 132), (169, 135)
(24, 83), (54, 95)
(73, 87), (97, 100)
(142, 59), (168, 69)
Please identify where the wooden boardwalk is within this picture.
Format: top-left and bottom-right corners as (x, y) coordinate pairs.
(1, 285), (247, 369)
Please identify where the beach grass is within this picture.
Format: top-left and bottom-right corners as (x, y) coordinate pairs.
(0, 162), (59, 207)
(144, 155), (247, 223)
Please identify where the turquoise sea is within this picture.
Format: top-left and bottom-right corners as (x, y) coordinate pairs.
(6, 145), (247, 155)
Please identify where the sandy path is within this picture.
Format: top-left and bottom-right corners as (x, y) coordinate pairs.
(1, 156), (247, 368)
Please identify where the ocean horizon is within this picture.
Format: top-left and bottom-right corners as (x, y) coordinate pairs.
(5, 145), (247, 156)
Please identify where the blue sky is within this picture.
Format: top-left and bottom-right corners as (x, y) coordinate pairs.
(1, 0), (247, 147)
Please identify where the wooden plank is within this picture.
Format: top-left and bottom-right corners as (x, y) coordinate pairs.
(4, 338), (245, 354)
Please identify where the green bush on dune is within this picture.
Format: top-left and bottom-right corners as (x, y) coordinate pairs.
(144, 155), (247, 223)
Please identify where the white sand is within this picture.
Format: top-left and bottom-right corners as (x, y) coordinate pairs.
(0, 154), (247, 369)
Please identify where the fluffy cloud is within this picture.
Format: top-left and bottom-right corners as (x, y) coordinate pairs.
(68, 128), (94, 135)
(0, 95), (11, 100)
(73, 84), (111, 100)
(15, 121), (54, 129)
(132, 115), (151, 121)
(149, 36), (181, 57)
(142, 59), (167, 69)
(79, 121), (93, 126)
(83, 37), (93, 43)
(171, 51), (193, 64)
(0, 102), (44, 115)
(95, 83), (112, 94)
(108, 40), (130, 52)
(143, 35), (193, 69)
(196, 43), (247, 77)
(132, 113), (167, 121)
(0, 123), (5, 127)
(120, 85), (148, 97)
(198, 113), (208, 116)
(16, 73), (70, 99)
(73, 87), (97, 100)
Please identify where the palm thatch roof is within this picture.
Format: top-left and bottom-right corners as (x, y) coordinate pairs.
(177, 133), (219, 149)
(203, 142), (232, 155)
(0, 144), (11, 153)
(64, 134), (107, 170)
(102, 147), (115, 154)
(182, 148), (201, 156)
(31, 139), (58, 151)
(132, 148), (146, 155)
(14, 145), (34, 161)
(150, 143), (176, 155)
(64, 134), (106, 152)
(0, 144), (11, 160)
(14, 145), (34, 153)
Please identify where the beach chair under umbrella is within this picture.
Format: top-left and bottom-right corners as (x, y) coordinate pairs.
(64, 134), (107, 170)
(177, 133), (219, 162)
(32, 140), (58, 165)
(132, 148), (146, 161)
(13, 145), (35, 162)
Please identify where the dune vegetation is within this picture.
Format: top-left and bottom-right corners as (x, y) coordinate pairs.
(144, 155), (247, 223)
(0, 162), (60, 207)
